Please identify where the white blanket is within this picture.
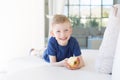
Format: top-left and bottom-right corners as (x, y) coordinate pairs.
(1, 50), (111, 80)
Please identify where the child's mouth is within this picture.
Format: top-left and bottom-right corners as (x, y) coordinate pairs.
(59, 37), (67, 40)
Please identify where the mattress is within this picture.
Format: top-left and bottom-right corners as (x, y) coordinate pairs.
(1, 49), (111, 80)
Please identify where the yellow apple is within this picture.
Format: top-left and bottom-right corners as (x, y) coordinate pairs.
(67, 57), (80, 68)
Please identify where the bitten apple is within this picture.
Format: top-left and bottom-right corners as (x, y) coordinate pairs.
(67, 57), (80, 68)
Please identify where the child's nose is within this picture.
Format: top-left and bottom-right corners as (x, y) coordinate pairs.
(61, 32), (65, 37)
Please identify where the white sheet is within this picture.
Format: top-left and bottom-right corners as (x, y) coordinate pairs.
(1, 49), (111, 80)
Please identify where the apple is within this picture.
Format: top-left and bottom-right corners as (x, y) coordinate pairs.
(67, 57), (80, 68)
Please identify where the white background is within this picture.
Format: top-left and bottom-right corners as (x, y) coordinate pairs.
(0, 0), (45, 70)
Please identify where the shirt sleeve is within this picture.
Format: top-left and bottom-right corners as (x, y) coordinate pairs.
(71, 37), (82, 56)
(47, 37), (57, 56)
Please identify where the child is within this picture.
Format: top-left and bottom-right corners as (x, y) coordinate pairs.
(43, 14), (85, 70)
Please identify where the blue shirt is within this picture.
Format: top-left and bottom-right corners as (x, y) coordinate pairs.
(43, 36), (81, 63)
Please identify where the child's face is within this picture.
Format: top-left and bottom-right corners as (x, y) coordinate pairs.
(51, 22), (72, 46)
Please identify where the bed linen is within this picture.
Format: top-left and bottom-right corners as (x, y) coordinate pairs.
(1, 49), (111, 80)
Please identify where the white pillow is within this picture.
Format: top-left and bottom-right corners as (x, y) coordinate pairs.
(112, 31), (120, 80)
(95, 4), (120, 74)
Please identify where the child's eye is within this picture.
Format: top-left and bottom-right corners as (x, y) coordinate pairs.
(65, 29), (68, 32)
(57, 31), (60, 33)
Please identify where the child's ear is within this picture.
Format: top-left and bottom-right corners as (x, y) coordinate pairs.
(50, 31), (55, 37)
(71, 29), (73, 33)
(70, 28), (73, 34)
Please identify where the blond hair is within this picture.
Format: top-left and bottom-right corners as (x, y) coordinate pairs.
(52, 14), (71, 26)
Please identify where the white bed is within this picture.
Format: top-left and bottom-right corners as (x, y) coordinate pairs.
(1, 49), (111, 80)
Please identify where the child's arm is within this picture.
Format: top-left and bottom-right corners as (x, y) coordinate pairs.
(48, 55), (85, 70)
(49, 55), (67, 67)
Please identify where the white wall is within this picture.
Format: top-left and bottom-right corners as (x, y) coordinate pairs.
(0, 0), (45, 69)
